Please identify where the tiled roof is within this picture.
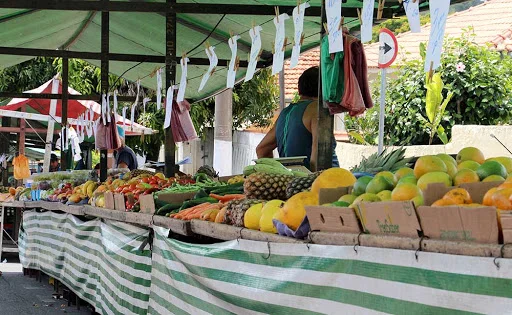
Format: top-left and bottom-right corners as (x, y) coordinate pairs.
(489, 27), (512, 54)
(283, 47), (320, 101)
(365, 0), (512, 68)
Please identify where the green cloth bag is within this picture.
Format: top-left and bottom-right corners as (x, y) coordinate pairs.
(321, 36), (344, 104)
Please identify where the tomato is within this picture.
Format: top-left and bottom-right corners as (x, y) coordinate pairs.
(121, 187), (131, 194)
(149, 180), (158, 185)
(142, 177), (150, 183)
(115, 187), (123, 193)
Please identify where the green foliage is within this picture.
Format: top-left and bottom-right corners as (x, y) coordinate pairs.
(345, 30), (512, 146)
(192, 68), (279, 133)
(0, 57), (56, 100)
(125, 103), (165, 161)
(0, 57), (278, 158)
(421, 73), (454, 144)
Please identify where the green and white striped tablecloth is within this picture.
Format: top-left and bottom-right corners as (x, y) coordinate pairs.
(19, 211), (152, 315)
(20, 211), (512, 314)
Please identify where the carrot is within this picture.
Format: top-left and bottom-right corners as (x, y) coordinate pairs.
(209, 193), (246, 202)
(174, 203), (211, 220)
(185, 203), (224, 221)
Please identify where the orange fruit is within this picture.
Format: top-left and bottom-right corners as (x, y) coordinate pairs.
(417, 172), (452, 191)
(453, 169), (480, 186)
(482, 175), (505, 183)
(491, 188), (512, 210)
(436, 154), (457, 167)
(432, 199), (456, 207)
(456, 147), (485, 165)
(483, 187), (498, 206)
(457, 160), (481, 172)
(394, 167), (415, 182)
(487, 157), (512, 174)
(391, 183), (423, 201)
(476, 161), (507, 180)
(497, 183), (512, 191)
(414, 156), (447, 179)
(442, 188), (472, 205)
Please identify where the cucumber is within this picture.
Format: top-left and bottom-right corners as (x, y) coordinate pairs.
(156, 203), (182, 216)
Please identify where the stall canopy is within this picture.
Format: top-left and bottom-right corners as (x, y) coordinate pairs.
(0, 0), (428, 102)
(1, 77), (153, 136)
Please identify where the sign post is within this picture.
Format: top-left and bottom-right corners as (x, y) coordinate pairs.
(377, 28), (398, 154)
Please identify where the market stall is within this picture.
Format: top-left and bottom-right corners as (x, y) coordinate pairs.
(1, 0), (511, 314)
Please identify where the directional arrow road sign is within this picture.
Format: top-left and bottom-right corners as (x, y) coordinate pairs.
(378, 28), (398, 69)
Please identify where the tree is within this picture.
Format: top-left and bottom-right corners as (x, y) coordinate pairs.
(0, 58), (279, 159)
(345, 30), (512, 146)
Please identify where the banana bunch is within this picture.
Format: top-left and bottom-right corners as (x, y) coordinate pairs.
(243, 158), (293, 176)
(111, 179), (126, 189)
(82, 180), (99, 198)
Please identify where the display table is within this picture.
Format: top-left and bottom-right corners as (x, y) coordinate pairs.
(15, 202), (512, 314)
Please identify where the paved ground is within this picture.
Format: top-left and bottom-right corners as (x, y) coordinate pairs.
(0, 254), (92, 315)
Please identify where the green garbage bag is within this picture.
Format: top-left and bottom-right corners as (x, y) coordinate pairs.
(321, 36), (344, 104)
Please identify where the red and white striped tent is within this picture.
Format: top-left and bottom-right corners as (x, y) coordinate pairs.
(1, 76), (152, 136)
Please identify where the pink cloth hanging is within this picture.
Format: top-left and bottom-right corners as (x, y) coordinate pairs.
(171, 99), (198, 142)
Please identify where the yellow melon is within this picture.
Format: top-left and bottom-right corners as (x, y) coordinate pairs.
(311, 168), (356, 193)
(280, 191), (318, 230)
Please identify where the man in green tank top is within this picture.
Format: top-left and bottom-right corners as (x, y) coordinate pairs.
(256, 67), (339, 171)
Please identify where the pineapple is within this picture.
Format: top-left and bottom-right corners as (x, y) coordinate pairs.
(244, 173), (293, 201)
(131, 169), (155, 177)
(196, 165), (219, 178)
(285, 172), (321, 199)
(225, 199), (264, 227)
(351, 147), (411, 174)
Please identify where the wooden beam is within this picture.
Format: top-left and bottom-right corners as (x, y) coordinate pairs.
(43, 79), (59, 173)
(61, 57), (69, 170)
(164, 0), (177, 178)
(100, 6), (109, 182)
(0, 127), (59, 134)
(18, 105), (26, 156)
(0, 47), (268, 67)
(315, 0), (334, 171)
(0, 1), (394, 18)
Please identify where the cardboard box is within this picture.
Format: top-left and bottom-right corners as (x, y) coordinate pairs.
(423, 181), (503, 206)
(417, 206), (499, 244)
(139, 194), (156, 214)
(499, 211), (512, 243)
(114, 193), (126, 211)
(156, 191), (196, 204)
(306, 206), (361, 233)
(318, 187), (351, 205)
(357, 201), (421, 238)
(104, 191), (115, 210)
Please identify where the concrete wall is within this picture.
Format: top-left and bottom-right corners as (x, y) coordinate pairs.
(337, 125), (512, 169)
(177, 125), (512, 174)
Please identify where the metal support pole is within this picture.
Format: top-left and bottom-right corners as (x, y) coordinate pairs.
(378, 68), (387, 154)
(279, 69), (285, 110)
(315, 0), (334, 171)
(100, 4), (109, 181)
(61, 57), (69, 170)
(164, 0), (177, 178)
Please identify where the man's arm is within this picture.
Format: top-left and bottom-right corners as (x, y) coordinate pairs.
(305, 101), (319, 172)
(117, 152), (131, 169)
(309, 113), (318, 172)
(256, 125), (277, 158)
